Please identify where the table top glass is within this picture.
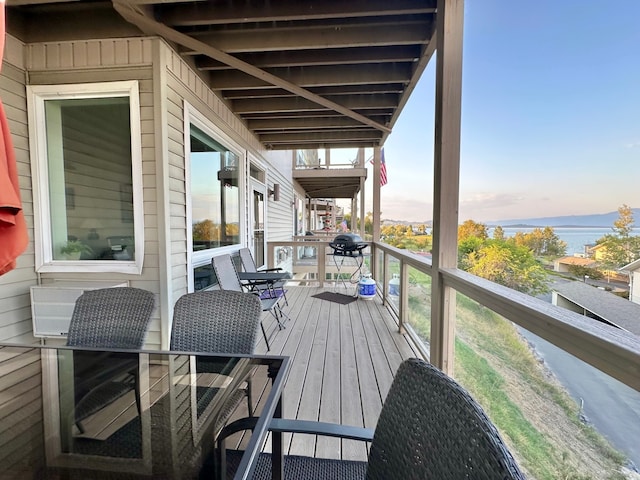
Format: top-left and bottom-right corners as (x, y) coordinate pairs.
(0, 343), (289, 480)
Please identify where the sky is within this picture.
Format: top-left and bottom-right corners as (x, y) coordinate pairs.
(339, 1), (640, 224)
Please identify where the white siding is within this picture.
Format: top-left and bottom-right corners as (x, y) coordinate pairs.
(0, 36), (296, 349)
(163, 44), (295, 296)
(1, 37), (162, 348)
(0, 37), (39, 344)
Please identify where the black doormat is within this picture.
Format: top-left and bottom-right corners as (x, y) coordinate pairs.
(311, 291), (358, 305)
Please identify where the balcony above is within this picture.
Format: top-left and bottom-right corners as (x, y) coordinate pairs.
(294, 166), (367, 199)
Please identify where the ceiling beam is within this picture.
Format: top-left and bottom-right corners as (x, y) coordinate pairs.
(208, 63), (413, 90)
(159, 0), (436, 26)
(222, 84), (405, 100)
(248, 116), (390, 131)
(185, 21), (431, 54)
(242, 108), (394, 120)
(232, 94), (398, 114)
(194, 45), (422, 69)
(112, 0), (391, 134)
(260, 130), (382, 144)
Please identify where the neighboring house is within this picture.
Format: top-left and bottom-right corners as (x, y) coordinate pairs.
(553, 256), (597, 273)
(560, 245), (627, 282)
(621, 258), (640, 305)
(586, 243), (608, 261)
(553, 281), (640, 337)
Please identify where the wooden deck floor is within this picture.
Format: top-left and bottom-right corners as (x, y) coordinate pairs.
(249, 285), (421, 461)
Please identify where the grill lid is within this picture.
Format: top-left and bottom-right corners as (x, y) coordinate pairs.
(329, 234), (367, 256)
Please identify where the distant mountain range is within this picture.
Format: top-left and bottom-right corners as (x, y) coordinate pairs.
(488, 208), (640, 228)
(382, 208), (640, 228)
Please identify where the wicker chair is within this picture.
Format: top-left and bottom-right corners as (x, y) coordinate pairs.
(212, 253), (285, 351)
(238, 247), (289, 305)
(67, 287), (154, 349)
(171, 290), (262, 416)
(226, 358), (526, 480)
(66, 287), (155, 434)
(170, 290), (262, 355)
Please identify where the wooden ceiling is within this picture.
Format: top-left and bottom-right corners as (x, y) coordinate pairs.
(7, 0), (437, 152)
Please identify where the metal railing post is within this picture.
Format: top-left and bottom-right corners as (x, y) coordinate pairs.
(399, 260), (409, 333)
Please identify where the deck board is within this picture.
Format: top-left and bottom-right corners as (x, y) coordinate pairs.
(253, 286), (421, 462)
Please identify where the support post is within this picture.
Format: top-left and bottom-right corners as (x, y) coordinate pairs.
(372, 146), (382, 242)
(430, 0), (464, 375)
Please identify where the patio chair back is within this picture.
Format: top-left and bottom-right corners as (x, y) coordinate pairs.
(171, 290), (262, 354)
(66, 287), (154, 349)
(212, 254), (244, 292)
(366, 358), (525, 480)
(212, 253), (284, 351)
(238, 247), (259, 273)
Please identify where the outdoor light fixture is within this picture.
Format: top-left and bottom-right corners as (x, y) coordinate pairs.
(268, 183), (280, 201)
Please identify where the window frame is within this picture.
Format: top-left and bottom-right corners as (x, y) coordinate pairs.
(27, 81), (144, 274)
(184, 101), (246, 291)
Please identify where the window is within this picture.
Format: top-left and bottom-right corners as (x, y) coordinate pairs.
(189, 125), (241, 251)
(28, 81), (143, 274)
(185, 103), (244, 290)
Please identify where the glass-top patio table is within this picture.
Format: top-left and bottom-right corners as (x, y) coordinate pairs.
(0, 343), (290, 480)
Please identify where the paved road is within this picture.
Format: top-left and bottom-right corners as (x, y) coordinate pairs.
(529, 279), (640, 468)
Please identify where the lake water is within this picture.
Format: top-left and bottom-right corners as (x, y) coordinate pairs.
(490, 227), (640, 256)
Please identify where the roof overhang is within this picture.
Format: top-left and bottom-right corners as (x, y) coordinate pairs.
(294, 167), (368, 199)
(7, 0), (437, 152)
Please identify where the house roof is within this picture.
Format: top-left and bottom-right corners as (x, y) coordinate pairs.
(620, 258), (640, 273)
(553, 281), (640, 336)
(555, 256), (596, 267)
(7, 0), (437, 152)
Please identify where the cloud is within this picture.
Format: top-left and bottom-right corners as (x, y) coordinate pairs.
(460, 193), (524, 209)
(625, 141), (640, 148)
(380, 195), (433, 222)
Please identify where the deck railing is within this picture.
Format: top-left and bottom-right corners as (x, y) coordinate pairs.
(267, 239), (640, 474)
(268, 239), (640, 393)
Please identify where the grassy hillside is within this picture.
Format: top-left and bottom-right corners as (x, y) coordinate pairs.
(454, 294), (627, 479)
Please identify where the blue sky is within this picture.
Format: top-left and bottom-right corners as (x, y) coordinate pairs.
(352, 1), (640, 223)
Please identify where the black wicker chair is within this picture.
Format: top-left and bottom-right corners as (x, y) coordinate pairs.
(66, 287), (154, 434)
(225, 358), (526, 480)
(171, 290), (262, 355)
(212, 253), (286, 351)
(171, 290), (263, 417)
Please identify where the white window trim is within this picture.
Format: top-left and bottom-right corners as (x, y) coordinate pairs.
(183, 101), (246, 291)
(27, 81), (144, 274)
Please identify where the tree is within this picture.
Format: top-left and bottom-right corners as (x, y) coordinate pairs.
(509, 226), (566, 257)
(567, 264), (603, 280)
(458, 220), (488, 242)
(342, 211), (374, 235)
(463, 241), (549, 295)
(540, 226), (567, 257)
(598, 204), (640, 275)
(192, 219), (219, 241)
(493, 226), (505, 241)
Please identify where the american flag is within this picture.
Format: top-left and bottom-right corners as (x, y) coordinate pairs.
(380, 148), (387, 186)
(370, 149), (388, 186)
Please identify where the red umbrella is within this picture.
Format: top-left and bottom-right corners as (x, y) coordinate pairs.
(0, 0), (28, 276)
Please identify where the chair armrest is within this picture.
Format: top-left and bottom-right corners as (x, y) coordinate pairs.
(262, 267), (283, 272)
(217, 417), (374, 448)
(269, 418), (374, 442)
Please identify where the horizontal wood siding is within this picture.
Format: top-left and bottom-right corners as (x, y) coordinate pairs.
(267, 166), (295, 242)
(0, 39), (39, 344)
(7, 38), (162, 349)
(162, 43), (290, 302)
(0, 347), (45, 474)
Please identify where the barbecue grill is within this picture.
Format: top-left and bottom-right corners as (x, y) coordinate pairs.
(329, 233), (368, 257)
